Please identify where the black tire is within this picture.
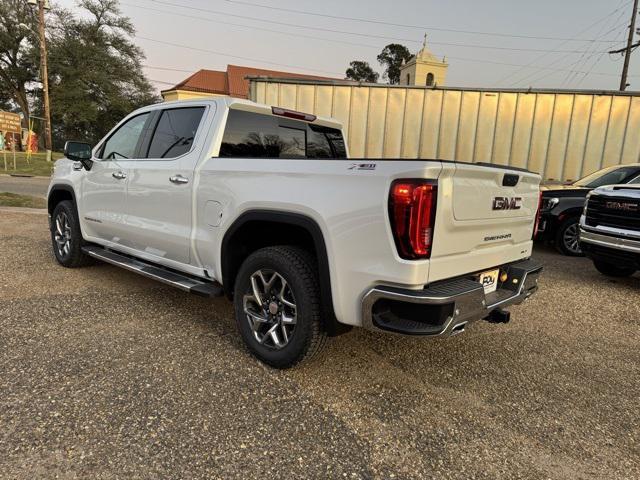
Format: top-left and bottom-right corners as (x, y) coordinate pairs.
(50, 200), (92, 268)
(593, 260), (636, 278)
(233, 246), (328, 369)
(555, 216), (583, 256)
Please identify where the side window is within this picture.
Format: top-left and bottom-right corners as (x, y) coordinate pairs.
(307, 125), (347, 158)
(325, 130), (347, 158)
(219, 110), (278, 158)
(219, 109), (347, 159)
(99, 113), (149, 160)
(147, 107), (205, 159)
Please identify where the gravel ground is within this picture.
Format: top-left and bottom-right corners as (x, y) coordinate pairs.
(0, 209), (638, 479)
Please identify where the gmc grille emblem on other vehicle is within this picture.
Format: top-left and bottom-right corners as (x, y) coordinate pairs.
(605, 201), (638, 212)
(492, 197), (522, 211)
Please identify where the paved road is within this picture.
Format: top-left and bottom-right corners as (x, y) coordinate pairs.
(0, 209), (638, 479)
(0, 175), (49, 198)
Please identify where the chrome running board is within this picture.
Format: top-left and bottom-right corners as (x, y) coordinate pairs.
(82, 245), (223, 297)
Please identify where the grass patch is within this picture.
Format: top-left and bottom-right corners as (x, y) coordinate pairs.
(1, 151), (63, 177)
(0, 192), (47, 209)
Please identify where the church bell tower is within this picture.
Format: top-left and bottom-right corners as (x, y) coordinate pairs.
(400, 34), (449, 87)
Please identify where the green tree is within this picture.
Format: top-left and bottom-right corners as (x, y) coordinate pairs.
(0, 0), (39, 123)
(377, 44), (412, 84)
(48, 0), (157, 148)
(345, 60), (379, 83)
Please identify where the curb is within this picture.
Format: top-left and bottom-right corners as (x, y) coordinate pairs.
(0, 206), (47, 215)
(0, 174), (51, 179)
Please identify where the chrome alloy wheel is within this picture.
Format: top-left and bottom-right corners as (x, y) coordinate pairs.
(563, 222), (582, 255)
(243, 269), (297, 349)
(54, 211), (72, 257)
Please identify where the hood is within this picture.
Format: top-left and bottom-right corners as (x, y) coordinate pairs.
(541, 184), (591, 197)
(593, 184), (640, 196)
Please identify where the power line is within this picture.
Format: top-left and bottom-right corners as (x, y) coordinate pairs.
(140, 0), (421, 45)
(135, 35), (346, 77)
(221, 0), (625, 43)
(143, 65), (197, 73)
(562, 6), (629, 87)
(136, 0), (619, 54)
(121, 2), (385, 51)
(574, 34), (625, 87)
(447, 54), (638, 78)
(496, 2), (632, 86)
(144, 56), (638, 81)
(148, 78), (177, 86)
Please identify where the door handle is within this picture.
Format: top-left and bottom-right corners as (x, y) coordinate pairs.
(112, 171), (127, 180)
(169, 175), (189, 184)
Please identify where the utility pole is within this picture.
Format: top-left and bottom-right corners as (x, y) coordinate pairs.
(36, 0), (52, 162)
(27, 1), (52, 161)
(618, 0), (639, 91)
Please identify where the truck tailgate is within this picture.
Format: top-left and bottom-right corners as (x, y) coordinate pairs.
(429, 162), (541, 283)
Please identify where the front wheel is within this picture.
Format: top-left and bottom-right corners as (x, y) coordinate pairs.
(555, 216), (583, 256)
(233, 246), (328, 369)
(50, 200), (92, 268)
(593, 260), (636, 278)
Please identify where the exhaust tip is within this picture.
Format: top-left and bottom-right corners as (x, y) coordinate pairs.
(450, 322), (467, 336)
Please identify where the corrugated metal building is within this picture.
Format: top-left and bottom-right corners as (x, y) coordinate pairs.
(250, 78), (640, 182)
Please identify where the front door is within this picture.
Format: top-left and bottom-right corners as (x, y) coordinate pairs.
(124, 106), (208, 265)
(80, 112), (151, 244)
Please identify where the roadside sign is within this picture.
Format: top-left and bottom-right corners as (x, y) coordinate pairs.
(0, 111), (21, 133)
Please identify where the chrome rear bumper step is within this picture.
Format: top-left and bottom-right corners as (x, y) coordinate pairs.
(361, 258), (543, 336)
(82, 245), (223, 297)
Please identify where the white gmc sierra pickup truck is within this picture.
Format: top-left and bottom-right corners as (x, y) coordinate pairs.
(48, 97), (543, 368)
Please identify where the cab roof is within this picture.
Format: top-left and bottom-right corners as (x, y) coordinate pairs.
(155, 96), (344, 131)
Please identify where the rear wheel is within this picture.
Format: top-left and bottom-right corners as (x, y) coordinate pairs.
(233, 246), (327, 369)
(50, 200), (92, 268)
(555, 216), (583, 256)
(593, 260), (635, 278)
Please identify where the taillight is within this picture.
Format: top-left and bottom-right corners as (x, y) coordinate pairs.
(533, 191), (543, 239)
(389, 180), (437, 259)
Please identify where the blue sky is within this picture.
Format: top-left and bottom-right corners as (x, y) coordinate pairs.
(55, 0), (640, 92)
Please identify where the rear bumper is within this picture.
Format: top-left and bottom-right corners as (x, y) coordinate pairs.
(361, 258), (543, 336)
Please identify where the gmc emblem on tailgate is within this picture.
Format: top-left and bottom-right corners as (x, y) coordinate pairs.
(492, 197), (522, 211)
(605, 201), (638, 212)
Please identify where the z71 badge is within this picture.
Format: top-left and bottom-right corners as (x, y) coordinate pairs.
(348, 163), (376, 171)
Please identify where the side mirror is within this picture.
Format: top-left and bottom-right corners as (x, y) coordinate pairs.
(64, 141), (93, 170)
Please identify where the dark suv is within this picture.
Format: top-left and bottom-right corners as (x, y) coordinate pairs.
(537, 164), (640, 256)
(580, 184), (640, 278)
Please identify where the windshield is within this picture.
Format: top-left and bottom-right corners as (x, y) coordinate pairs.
(573, 166), (640, 188)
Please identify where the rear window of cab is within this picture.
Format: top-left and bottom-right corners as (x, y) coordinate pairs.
(219, 109), (346, 159)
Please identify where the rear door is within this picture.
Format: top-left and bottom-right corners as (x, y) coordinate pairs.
(428, 162), (541, 282)
(124, 106), (208, 265)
